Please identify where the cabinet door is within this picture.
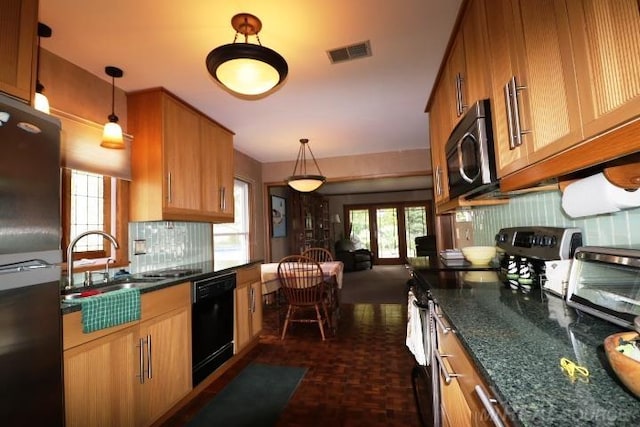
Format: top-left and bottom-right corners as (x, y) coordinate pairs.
(234, 282), (251, 352)
(429, 81), (452, 205)
(445, 32), (468, 125)
(201, 119), (235, 220)
(163, 95), (202, 213)
(567, 0), (640, 138)
(486, 0), (581, 177)
(0, 0), (37, 102)
(439, 357), (473, 427)
(461, 0), (491, 104)
(485, 0), (530, 176)
(64, 326), (138, 427)
(137, 306), (192, 427)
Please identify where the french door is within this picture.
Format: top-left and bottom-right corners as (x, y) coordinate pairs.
(345, 202), (432, 264)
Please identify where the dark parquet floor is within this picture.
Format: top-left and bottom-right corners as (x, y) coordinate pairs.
(159, 301), (420, 427)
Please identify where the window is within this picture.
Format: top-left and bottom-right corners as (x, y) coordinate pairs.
(62, 168), (128, 267)
(213, 179), (250, 269)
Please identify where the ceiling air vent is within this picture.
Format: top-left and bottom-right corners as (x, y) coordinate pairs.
(327, 40), (372, 64)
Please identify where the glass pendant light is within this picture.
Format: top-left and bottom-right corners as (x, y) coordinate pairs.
(34, 23), (52, 114)
(101, 66), (125, 149)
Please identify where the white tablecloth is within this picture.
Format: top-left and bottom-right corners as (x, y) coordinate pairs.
(260, 261), (344, 295)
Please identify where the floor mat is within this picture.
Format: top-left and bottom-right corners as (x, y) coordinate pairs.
(186, 363), (307, 427)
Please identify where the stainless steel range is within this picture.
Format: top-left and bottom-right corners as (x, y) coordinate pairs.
(495, 226), (583, 292)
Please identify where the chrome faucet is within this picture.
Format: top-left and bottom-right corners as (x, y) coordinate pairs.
(66, 230), (120, 289)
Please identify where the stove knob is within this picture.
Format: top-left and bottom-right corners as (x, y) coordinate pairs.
(549, 236), (557, 247)
(495, 233), (508, 243)
(531, 235), (541, 246)
(541, 235), (554, 247)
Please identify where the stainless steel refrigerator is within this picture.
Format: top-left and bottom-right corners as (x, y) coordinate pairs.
(0, 93), (64, 426)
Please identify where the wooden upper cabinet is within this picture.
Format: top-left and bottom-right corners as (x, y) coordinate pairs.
(429, 82), (452, 205)
(128, 88), (235, 223)
(486, 0), (582, 177)
(445, 32), (468, 126)
(0, 0), (37, 103)
(566, 0), (640, 138)
(461, 0), (491, 104)
(163, 94), (202, 213)
(201, 118), (234, 220)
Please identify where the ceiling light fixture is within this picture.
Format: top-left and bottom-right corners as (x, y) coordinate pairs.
(34, 22), (52, 114)
(205, 13), (288, 97)
(101, 66), (124, 149)
(287, 139), (326, 192)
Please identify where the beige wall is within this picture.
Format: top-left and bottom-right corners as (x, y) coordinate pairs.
(262, 149), (432, 185)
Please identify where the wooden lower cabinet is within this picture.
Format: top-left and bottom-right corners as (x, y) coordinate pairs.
(64, 325), (138, 426)
(137, 305), (191, 426)
(235, 264), (263, 353)
(435, 307), (509, 426)
(63, 283), (192, 427)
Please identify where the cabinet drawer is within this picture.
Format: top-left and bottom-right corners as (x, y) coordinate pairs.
(236, 264), (260, 285)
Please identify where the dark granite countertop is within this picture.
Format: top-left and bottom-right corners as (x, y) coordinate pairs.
(60, 260), (263, 315)
(409, 261), (640, 426)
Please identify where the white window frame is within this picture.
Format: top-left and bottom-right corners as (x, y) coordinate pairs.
(213, 178), (250, 269)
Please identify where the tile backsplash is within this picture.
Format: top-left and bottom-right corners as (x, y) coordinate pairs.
(472, 190), (640, 247)
(128, 221), (212, 273)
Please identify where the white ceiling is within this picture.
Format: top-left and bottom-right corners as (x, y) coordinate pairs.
(39, 0), (461, 191)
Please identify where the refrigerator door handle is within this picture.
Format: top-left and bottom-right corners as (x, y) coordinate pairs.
(0, 259), (55, 274)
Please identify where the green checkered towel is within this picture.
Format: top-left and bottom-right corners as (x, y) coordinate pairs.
(78, 288), (141, 333)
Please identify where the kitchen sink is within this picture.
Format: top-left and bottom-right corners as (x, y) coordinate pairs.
(61, 277), (161, 301)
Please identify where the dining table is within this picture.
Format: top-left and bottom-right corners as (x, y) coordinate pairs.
(260, 260), (344, 296)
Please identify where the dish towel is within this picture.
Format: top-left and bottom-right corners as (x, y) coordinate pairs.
(406, 291), (428, 366)
(77, 288), (141, 333)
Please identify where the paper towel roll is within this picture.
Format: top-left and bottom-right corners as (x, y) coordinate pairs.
(561, 172), (640, 218)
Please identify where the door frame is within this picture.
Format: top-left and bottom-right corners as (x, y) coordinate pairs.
(343, 200), (433, 265)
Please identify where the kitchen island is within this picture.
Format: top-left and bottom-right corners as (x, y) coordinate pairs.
(408, 257), (640, 426)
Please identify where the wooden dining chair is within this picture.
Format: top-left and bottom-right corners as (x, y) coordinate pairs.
(277, 255), (331, 340)
(302, 247), (334, 262)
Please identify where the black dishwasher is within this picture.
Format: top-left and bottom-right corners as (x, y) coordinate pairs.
(192, 272), (236, 386)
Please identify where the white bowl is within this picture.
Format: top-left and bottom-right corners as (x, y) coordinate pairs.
(461, 246), (497, 265)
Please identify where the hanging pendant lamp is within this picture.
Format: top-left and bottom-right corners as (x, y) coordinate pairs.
(206, 13), (288, 97)
(287, 139), (326, 192)
(34, 22), (52, 114)
(101, 66), (125, 149)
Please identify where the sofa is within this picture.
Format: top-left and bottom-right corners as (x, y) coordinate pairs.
(334, 239), (373, 271)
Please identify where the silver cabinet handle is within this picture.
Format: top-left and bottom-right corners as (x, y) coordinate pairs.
(504, 76), (529, 150)
(146, 334), (152, 379)
(220, 186), (226, 212)
(250, 287), (255, 313)
(433, 348), (461, 385)
(475, 385), (505, 427)
(455, 72), (466, 116)
(167, 172), (173, 204)
(504, 80), (517, 150)
(435, 165), (442, 196)
(137, 337), (145, 384)
(433, 311), (451, 335)
(509, 76), (528, 148)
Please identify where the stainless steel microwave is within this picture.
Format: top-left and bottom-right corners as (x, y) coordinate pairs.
(566, 246), (640, 329)
(445, 99), (498, 199)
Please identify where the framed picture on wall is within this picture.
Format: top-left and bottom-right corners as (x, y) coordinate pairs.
(271, 195), (287, 237)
